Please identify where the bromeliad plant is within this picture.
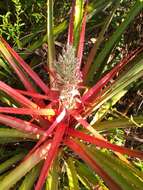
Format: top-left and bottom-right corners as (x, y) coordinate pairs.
(0, 0), (143, 190)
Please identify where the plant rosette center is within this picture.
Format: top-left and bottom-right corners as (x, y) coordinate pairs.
(59, 85), (81, 110)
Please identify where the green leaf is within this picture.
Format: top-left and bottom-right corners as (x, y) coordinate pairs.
(84, 0), (121, 81)
(73, 0), (84, 48)
(90, 91), (126, 124)
(75, 160), (99, 185)
(18, 162), (43, 190)
(92, 56), (143, 113)
(46, 157), (59, 190)
(47, 0), (55, 86)
(0, 58), (11, 74)
(0, 137), (34, 144)
(0, 71), (7, 78)
(65, 157), (80, 190)
(76, 174), (91, 190)
(73, 141), (143, 190)
(75, 159), (108, 189)
(87, 0), (143, 83)
(87, 0), (115, 20)
(20, 0), (115, 60)
(94, 116), (143, 131)
(0, 153), (26, 175)
(0, 128), (37, 139)
(89, 148), (143, 190)
(0, 141), (51, 190)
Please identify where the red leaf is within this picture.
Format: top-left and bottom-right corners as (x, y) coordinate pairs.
(77, 1), (88, 69)
(69, 110), (103, 139)
(65, 138), (122, 190)
(35, 123), (67, 190)
(68, 128), (143, 159)
(24, 109), (66, 160)
(0, 81), (37, 108)
(16, 89), (56, 101)
(0, 107), (56, 116)
(67, 0), (76, 45)
(0, 49), (34, 91)
(18, 140), (52, 180)
(0, 113), (44, 135)
(82, 47), (143, 103)
(0, 37), (53, 95)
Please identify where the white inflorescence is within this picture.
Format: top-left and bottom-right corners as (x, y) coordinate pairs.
(54, 45), (82, 109)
